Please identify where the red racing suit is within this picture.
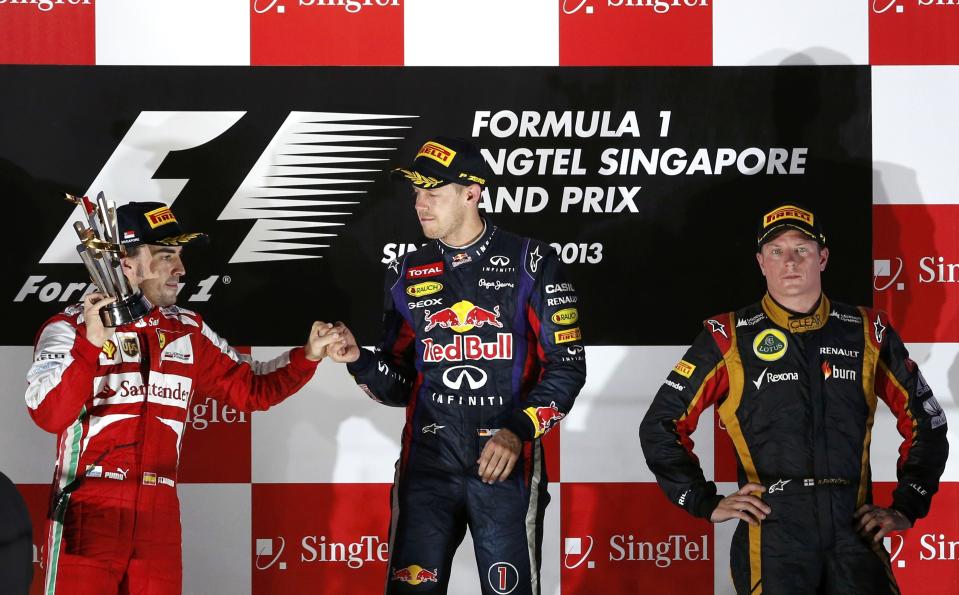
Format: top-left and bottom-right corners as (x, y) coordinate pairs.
(25, 304), (318, 595)
(640, 295), (949, 595)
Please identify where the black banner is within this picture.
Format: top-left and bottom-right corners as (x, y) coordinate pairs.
(0, 66), (872, 345)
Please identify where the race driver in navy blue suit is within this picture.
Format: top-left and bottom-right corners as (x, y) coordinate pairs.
(324, 137), (587, 594)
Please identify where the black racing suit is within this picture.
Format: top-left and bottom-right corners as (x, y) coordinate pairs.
(640, 294), (948, 595)
(348, 221), (586, 594)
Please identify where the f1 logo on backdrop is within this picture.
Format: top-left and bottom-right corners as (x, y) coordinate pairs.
(40, 110), (413, 265)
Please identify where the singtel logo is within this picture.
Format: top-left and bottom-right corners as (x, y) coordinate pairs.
(253, 0), (399, 15)
(563, 0), (708, 16)
(873, 0), (959, 14)
(255, 535), (389, 571)
(0, 0), (90, 12)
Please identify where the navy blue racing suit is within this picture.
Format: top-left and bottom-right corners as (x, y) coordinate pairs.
(348, 221), (586, 594)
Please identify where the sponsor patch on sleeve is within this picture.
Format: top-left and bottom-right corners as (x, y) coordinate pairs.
(673, 360), (696, 378)
(554, 327), (582, 344)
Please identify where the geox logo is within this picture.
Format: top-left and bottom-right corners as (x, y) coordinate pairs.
(40, 110), (415, 265)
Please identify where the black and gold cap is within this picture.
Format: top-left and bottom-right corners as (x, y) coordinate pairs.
(391, 137), (492, 189)
(757, 203), (826, 251)
(116, 202), (208, 248)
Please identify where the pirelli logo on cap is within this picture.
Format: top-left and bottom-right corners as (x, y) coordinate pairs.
(417, 142), (456, 167)
(763, 205), (813, 228)
(673, 360), (696, 378)
(145, 206), (177, 229)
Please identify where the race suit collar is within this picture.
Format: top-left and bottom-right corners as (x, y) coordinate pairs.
(436, 219), (497, 266)
(762, 293), (830, 333)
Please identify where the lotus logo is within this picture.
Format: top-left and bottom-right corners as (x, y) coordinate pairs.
(490, 255), (510, 266)
(442, 365), (488, 390)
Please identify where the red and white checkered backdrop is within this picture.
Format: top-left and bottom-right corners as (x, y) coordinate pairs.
(1, 2), (958, 594)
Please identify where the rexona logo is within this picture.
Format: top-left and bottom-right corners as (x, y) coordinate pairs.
(0, 0), (90, 12)
(563, 0), (708, 15)
(255, 535), (389, 571)
(253, 0), (399, 14)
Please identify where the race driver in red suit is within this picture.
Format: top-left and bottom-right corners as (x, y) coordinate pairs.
(640, 204), (949, 594)
(324, 137), (587, 594)
(25, 201), (340, 595)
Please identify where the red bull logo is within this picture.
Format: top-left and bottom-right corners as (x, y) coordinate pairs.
(422, 334), (513, 363)
(424, 300), (503, 333)
(523, 401), (566, 438)
(424, 308), (461, 332)
(392, 564), (440, 585)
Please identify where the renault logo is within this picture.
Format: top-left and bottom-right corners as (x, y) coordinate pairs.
(490, 256), (510, 266)
(442, 365), (488, 390)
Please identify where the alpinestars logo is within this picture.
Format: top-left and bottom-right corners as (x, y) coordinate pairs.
(41, 110), (414, 265)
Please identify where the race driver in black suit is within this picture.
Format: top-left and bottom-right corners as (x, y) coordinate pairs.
(640, 204), (948, 594)
(324, 137), (587, 594)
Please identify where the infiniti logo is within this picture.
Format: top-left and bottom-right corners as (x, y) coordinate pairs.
(442, 365), (488, 390)
(490, 256), (510, 266)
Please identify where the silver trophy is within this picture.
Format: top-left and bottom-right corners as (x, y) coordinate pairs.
(69, 192), (153, 326)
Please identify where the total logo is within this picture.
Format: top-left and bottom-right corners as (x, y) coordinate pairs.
(564, 534), (709, 569)
(424, 300), (503, 333)
(255, 535), (389, 571)
(0, 0), (90, 12)
(253, 0), (399, 15)
(562, 0), (708, 15)
(873, 0), (957, 14)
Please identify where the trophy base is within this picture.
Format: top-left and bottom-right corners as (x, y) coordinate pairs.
(101, 293), (154, 327)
